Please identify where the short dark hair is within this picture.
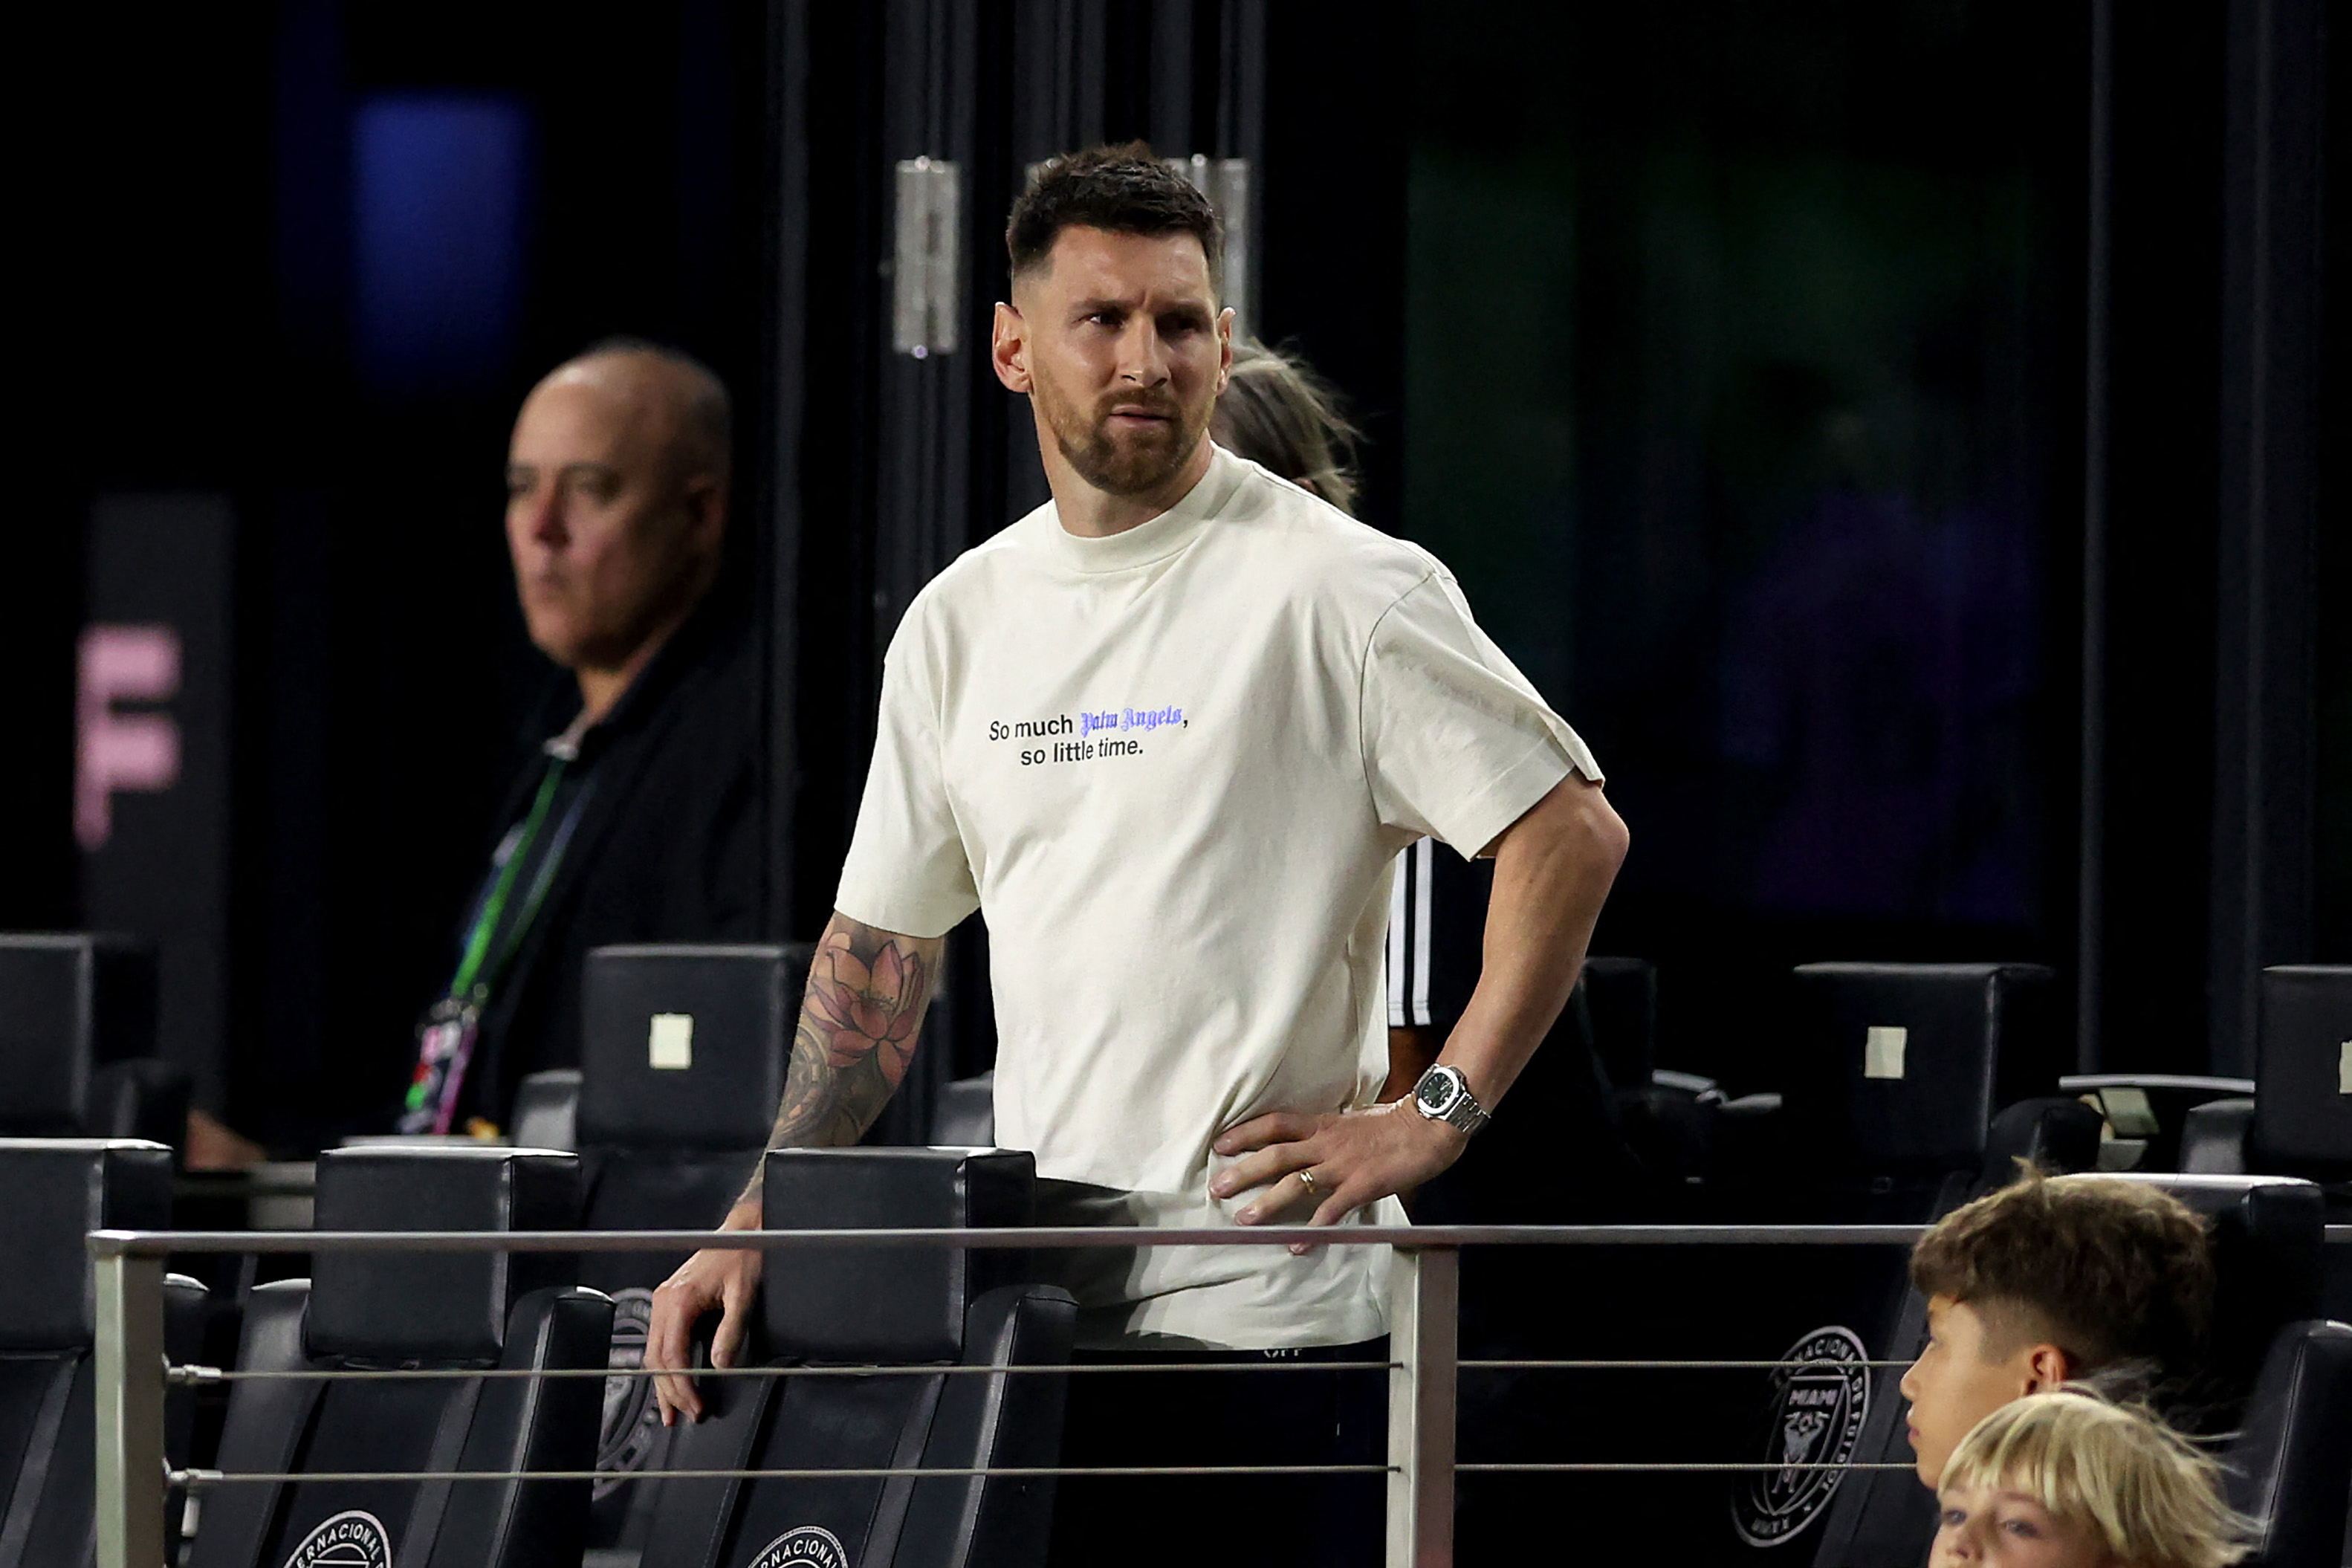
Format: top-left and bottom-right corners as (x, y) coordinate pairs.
(571, 335), (732, 479)
(1005, 142), (1224, 297)
(1911, 1171), (2214, 1375)
(1214, 340), (1363, 514)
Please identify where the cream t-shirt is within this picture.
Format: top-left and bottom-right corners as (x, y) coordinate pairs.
(835, 444), (1601, 1347)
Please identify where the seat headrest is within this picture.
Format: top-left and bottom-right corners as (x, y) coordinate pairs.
(0, 1138), (172, 1350)
(0, 934), (158, 1133)
(578, 945), (809, 1150)
(2253, 965), (2351, 1176)
(761, 1147), (1034, 1362)
(308, 1147), (581, 1362)
(1790, 963), (2061, 1172)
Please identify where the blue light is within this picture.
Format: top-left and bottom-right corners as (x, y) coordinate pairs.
(351, 93), (533, 396)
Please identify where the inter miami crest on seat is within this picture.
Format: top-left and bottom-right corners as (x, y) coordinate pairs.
(275, 1509), (391, 1566)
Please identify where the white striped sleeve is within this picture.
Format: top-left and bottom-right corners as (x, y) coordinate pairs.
(1385, 838), (1439, 1028)
(1387, 846), (1410, 1026)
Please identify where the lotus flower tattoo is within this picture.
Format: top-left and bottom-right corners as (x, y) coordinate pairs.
(804, 933), (927, 1080)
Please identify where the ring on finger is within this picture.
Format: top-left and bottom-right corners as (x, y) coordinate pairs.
(1298, 1167), (1321, 1193)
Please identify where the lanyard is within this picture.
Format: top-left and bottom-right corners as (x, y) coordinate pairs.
(449, 751), (571, 1002)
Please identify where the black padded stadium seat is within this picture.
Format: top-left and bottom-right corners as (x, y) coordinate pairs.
(2079, 969), (2345, 1182)
(188, 1147), (610, 1568)
(2199, 968), (2352, 1323)
(2058, 1074), (2260, 1173)
(2220, 1318), (2352, 1568)
(2252, 966), (2351, 1183)
(0, 1138), (205, 1568)
(1569, 957), (1718, 1194)
(1622, 962), (2077, 1220)
(1451, 964), (2090, 1565)
(1779, 962), (2068, 1213)
(2134, 1172), (2346, 1568)
(572, 943), (809, 1548)
(1419, 955), (1651, 1228)
(1577, 956), (1658, 1095)
(641, 1148), (1075, 1568)
(0, 934), (188, 1148)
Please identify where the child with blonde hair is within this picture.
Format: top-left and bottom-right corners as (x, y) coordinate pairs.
(1931, 1390), (2247, 1568)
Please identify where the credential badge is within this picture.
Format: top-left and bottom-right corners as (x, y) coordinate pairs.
(597, 1286), (663, 1500)
(282, 1509), (391, 1568)
(745, 1524), (851, 1568)
(1729, 1325), (1871, 1547)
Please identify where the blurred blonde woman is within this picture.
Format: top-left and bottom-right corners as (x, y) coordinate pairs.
(1211, 338), (1363, 513)
(1931, 1390), (2247, 1568)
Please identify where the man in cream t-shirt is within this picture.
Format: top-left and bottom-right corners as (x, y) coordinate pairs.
(649, 144), (1628, 1556)
(840, 433), (1602, 1347)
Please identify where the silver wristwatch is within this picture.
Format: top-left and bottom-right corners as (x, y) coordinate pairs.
(1410, 1063), (1491, 1137)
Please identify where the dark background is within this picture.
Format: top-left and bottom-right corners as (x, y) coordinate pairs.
(4, 0), (2342, 1150)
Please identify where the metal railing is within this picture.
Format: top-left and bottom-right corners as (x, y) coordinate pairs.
(89, 1221), (1963, 1568)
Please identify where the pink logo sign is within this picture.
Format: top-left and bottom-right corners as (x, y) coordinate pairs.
(76, 623), (181, 851)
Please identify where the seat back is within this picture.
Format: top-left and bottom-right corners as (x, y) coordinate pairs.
(579, 943), (808, 1153)
(0, 935), (185, 1145)
(1787, 963), (2063, 1182)
(1578, 956), (1657, 1092)
(2252, 966), (2351, 1181)
(0, 1138), (176, 1568)
(189, 1147), (609, 1568)
(642, 1148), (1074, 1568)
(2220, 1319), (2352, 1568)
(574, 943), (809, 1546)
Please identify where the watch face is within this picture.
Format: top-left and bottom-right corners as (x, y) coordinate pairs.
(1416, 1072), (1455, 1113)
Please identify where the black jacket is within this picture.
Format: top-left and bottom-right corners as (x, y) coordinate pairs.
(450, 593), (770, 1129)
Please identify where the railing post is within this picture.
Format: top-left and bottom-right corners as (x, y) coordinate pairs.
(1387, 1244), (1457, 1567)
(93, 1240), (166, 1568)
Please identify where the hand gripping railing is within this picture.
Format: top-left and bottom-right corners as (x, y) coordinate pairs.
(91, 1222), (1940, 1568)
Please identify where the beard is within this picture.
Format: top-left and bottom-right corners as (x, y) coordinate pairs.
(1038, 380), (1207, 497)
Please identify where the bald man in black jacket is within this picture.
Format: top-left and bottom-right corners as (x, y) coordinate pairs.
(398, 339), (768, 1136)
(187, 340), (770, 1164)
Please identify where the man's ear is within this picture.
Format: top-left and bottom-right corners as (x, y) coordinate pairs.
(683, 474), (728, 548)
(1215, 306), (1234, 395)
(991, 301), (1031, 393)
(2021, 1343), (2071, 1393)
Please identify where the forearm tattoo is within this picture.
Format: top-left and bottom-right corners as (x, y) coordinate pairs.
(754, 916), (939, 1179)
